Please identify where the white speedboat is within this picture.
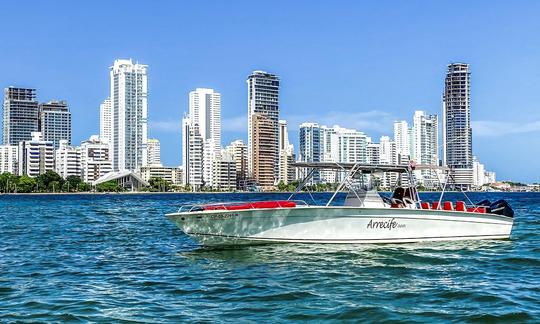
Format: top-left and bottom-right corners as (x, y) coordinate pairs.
(166, 162), (514, 246)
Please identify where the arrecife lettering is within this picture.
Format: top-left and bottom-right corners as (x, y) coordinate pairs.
(366, 218), (405, 230)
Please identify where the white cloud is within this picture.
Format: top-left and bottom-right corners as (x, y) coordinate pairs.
(148, 120), (182, 133)
(284, 110), (397, 134)
(472, 120), (540, 137)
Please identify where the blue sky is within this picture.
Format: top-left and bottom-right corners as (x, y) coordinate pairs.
(1, 1), (539, 182)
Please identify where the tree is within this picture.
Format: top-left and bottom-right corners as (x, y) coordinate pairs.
(63, 175), (83, 192)
(277, 180), (287, 191)
(0, 172), (19, 193)
(35, 171), (64, 192)
(96, 180), (122, 192)
(78, 182), (91, 192)
(148, 177), (171, 192)
(17, 176), (36, 193)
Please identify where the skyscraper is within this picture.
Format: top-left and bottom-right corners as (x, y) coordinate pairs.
(39, 100), (71, 150)
(189, 88), (221, 155)
(2, 87), (39, 145)
(109, 59), (148, 171)
(299, 122), (322, 183)
(147, 138), (161, 166)
(393, 120), (411, 162)
(443, 63), (473, 189)
(99, 98), (112, 143)
(225, 139), (248, 190)
(247, 71), (280, 189)
(251, 113), (278, 189)
(182, 116), (203, 190)
(182, 88), (222, 189)
(412, 110), (439, 187)
(278, 120), (294, 185)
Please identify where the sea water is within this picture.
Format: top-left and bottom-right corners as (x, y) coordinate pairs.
(1, 192), (539, 322)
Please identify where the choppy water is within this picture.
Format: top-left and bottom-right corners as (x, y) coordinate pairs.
(0, 192), (539, 322)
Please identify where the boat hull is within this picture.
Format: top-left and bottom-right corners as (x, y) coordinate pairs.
(166, 207), (514, 246)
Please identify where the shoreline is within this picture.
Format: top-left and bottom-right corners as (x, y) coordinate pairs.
(1, 190), (538, 196)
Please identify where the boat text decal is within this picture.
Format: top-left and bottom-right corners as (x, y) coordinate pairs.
(208, 213), (238, 220)
(367, 218), (406, 230)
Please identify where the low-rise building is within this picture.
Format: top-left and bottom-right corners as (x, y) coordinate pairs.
(0, 145), (18, 174)
(18, 132), (54, 177)
(212, 152), (237, 191)
(80, 135), (112, 183)
(55, 140), (81, 178)
(139, 165), (183, 186)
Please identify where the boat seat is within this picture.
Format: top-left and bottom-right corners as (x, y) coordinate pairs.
(210, 200), (297, 211)
(467, 207), (486, 213)
(203, 205), (227, 211)
(443, 201), (454, 211)
(455, 201), (466, 212)
(432, 202), (440, 210)
(421, 202), (430, 209)
(250, 201), (297, 209)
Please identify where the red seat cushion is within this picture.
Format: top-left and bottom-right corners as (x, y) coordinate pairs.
(219, 200), (297, 211)
(251, 201), (297, 209)
(225, 204), (252, 210)
(203, 205), (226, 211)
(455, 201), (466, 212)
(432, 202), (440, 210)
(443, 201), (453, 211)
(467, 207), (486, 213)
(421, 202), (430, 209)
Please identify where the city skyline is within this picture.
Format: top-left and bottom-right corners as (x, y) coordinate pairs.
(1, 1), (540, 182)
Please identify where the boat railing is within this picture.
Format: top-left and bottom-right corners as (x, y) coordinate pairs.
(177, 200), (309, 213)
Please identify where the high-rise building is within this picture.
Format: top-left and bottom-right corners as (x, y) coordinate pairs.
(39, 100), (71, 150)
(247, 71), (280, 188)
(366, 137), (380, 165)
(278, 120), (294, 185)
(212, 151), (237, 191)
(203, 139), (218, 188)
(443, 63), (473, 189)
(379, 135), (398, 188)
(183, 88), (222, 188)
(0, 145), (18, 174)
(18, 132), (54, 177)
(147, 138), (161, 166)
(189, 88), (221, 154)
(393, 120), (411, 162)
(225, 139), (248, 190)
(99, 98), (112, 143)
(55, 140), (81, 179)
(334, 126), (368, 164)
(472, 156), (486, 188)
(411, 111), (439, 187)
(79, 135), (112, 183)
(299, 122), (322, 183)
(3, 87), (39, 145)
(251, 113), (278, 189)
(109, 59), (148, 172)
(182, 116), (203, 190)
(319, 126), (337, 183)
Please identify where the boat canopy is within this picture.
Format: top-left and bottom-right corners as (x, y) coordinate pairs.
(291, 162), (448, 173)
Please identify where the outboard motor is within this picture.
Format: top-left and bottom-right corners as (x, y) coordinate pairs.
(475, 199), (492, 213)
(476, 199), (491, 207)
(489, 199), (514, 218)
